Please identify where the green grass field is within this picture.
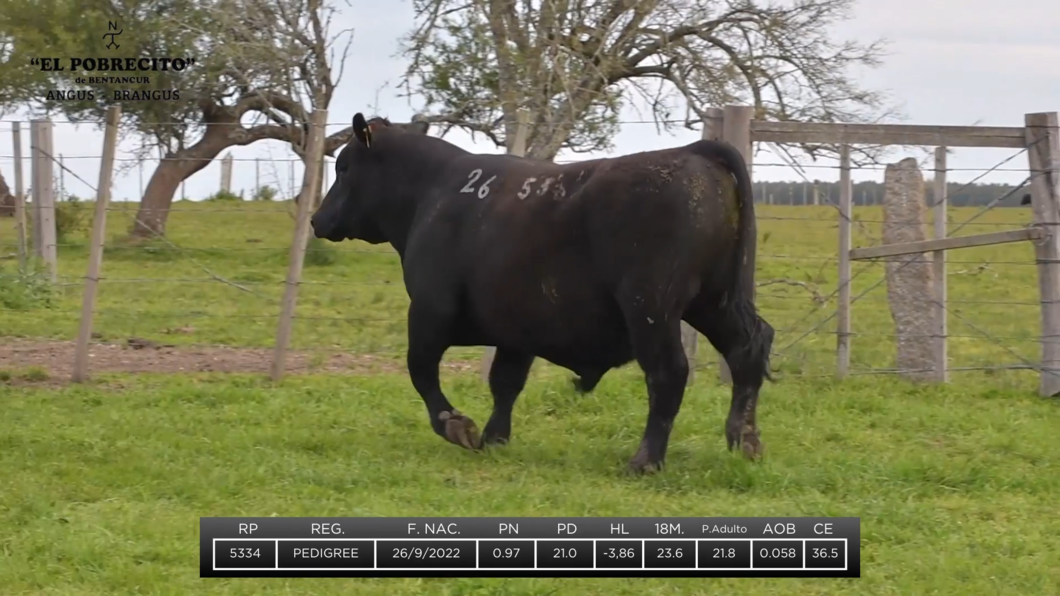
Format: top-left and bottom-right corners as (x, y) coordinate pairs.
(2, 200), (1058, 594)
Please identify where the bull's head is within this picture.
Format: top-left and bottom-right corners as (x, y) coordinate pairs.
(310, 113), (430, 244)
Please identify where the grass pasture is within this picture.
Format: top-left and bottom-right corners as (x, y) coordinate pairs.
(1, 199), (1058, 595)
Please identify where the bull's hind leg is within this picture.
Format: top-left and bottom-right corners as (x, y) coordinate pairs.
(407, 300), (481, 450)
(483, 348), (535, 445)
(684, 294), (775, 460)
(619, 301), (690, 473)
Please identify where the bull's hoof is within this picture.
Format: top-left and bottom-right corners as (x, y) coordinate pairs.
(481, 434), (508, 446)
(480, 419), (511, 446)
(740, 433), (764, 461)
(726, 424), (764, 461)
(627, 444), (664, 474)
(438, 410), (481, 450)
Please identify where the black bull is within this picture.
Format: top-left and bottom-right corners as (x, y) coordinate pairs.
(310, 114), (775, 472)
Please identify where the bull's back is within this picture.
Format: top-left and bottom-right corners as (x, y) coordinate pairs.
(572, 147), (742, 290)
(427, 156), (627, 363)
(427, 146), (740, 365)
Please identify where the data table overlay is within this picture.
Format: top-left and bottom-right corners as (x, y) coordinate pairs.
(201, 517), (860, 578)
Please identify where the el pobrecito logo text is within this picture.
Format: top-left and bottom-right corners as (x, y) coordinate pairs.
(30, 21), (196, 101)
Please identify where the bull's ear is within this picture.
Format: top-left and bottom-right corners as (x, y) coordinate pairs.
(408, 116), (430, 136)
(411, 121), (430, 135)
(353, 113), (371, 148)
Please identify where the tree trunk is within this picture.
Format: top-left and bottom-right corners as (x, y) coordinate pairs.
(128, 117), (351, 238)
(293, 152), (327, 209)
(129, 123), (248, 238)
(130, 158), (195, 236)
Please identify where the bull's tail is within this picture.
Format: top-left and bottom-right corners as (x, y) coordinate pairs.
(688, 139), (774, 382)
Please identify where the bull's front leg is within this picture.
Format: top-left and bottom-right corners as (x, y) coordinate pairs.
(482, 348), (535, 445)
(406, 300), (481, 450)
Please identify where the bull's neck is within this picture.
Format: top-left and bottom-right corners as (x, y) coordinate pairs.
(372, 139), (464, 258)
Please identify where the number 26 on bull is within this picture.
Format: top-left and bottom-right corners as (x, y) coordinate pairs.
(460, 168), (496, 199)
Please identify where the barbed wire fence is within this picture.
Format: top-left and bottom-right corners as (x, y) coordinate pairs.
(1, 107), (1058, 396)
(753, 158), (1042, 379)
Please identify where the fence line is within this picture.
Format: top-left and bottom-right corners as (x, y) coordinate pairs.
(0, 156), (1035, 214)
(0, 153), (1043, 173)
(772, 178), (1037, 354)
(3, 241), (1045, 264)
(0, 283), (1047, 307)
(2, 117), (1058, 131)
(1, 105), (1057, 397)
(10, 122), (28, 274)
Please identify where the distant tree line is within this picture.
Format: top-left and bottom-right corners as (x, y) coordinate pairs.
(753, 180), (1031, 207)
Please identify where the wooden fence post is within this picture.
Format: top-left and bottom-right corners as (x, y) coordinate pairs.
(31, 121), (42, 248)
(72, 106), (122, 383)
(836, 144), (852, 378)
(220, 153), (233, 193)
(271, 109), (328, 381)
(481, 107), (531, 383)
(1025, 111), (1060, 397)
(30, 119), (57, 281)
(932, 146), (949, 382)
(719, 105), (755, 385)
(11, 122), (28, 274)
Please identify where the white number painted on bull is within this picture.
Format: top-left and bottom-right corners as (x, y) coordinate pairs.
(518, 177), (537, 199)
(460, 169), (482, 193)
(460, 169), (497, 199)
(477, 175), (497, 199)
(537, 177), (555, 195)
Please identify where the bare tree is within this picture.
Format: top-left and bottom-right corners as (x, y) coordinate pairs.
(3, 0), (357, 236)
(0, 169), (12, 217)
(127, 0), (356, 237)
(0, 28), (26, 217)
(400, 0), (892, 162)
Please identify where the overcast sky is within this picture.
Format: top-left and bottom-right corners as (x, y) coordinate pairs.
(1, 0), (1057, 203)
